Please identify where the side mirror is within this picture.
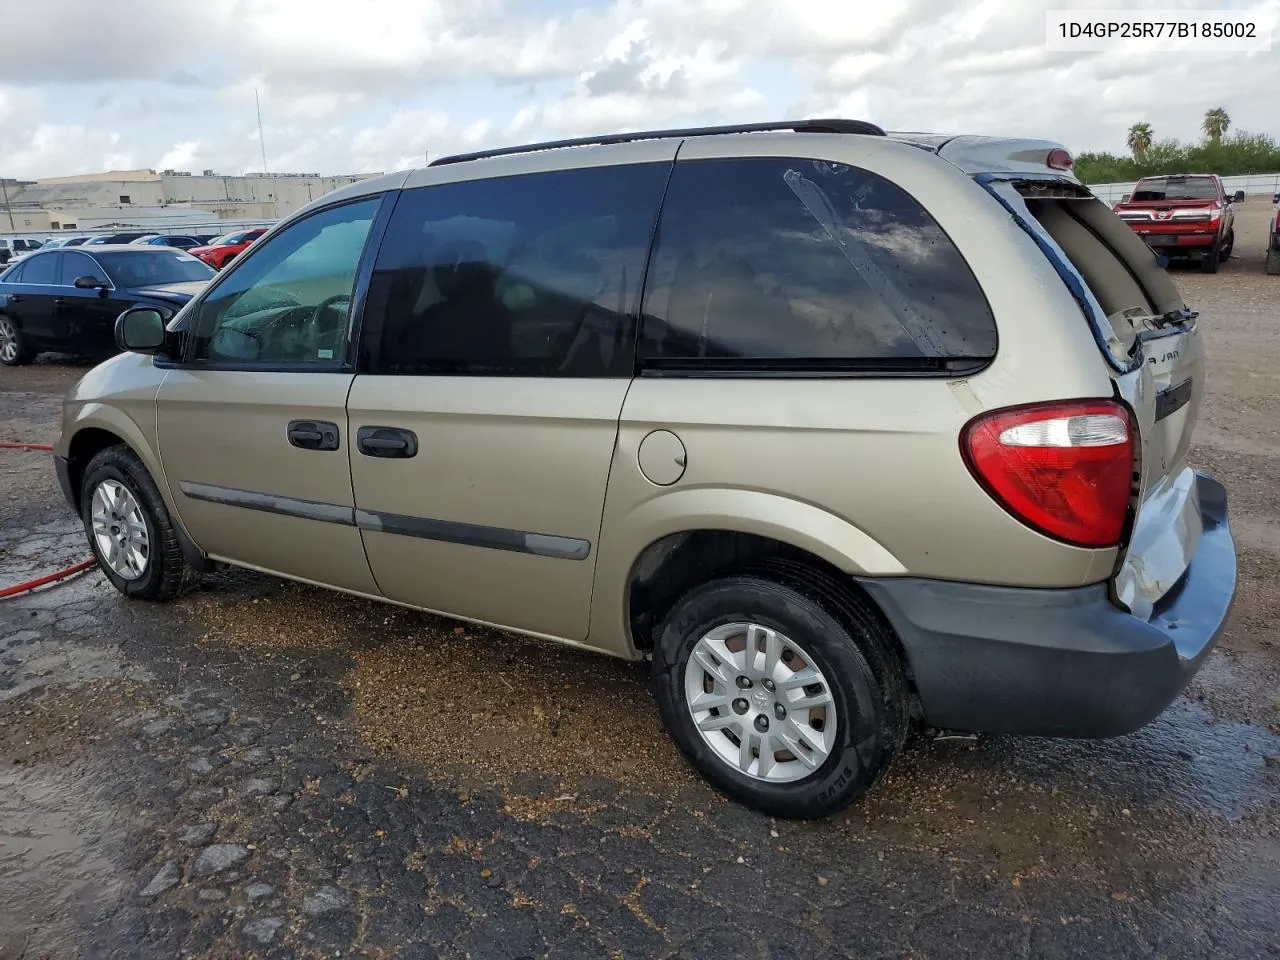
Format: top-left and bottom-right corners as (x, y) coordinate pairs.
(74, 275), (106, 289)
(1233, 190), (1245, 203)
(115, 306), (167, 354)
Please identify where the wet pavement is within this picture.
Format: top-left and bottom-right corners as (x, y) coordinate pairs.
(1, 202), (1278, 959)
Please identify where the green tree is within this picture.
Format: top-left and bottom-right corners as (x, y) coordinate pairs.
(1202, 107), (1230, 143)
(1126, 122), (1153, 161)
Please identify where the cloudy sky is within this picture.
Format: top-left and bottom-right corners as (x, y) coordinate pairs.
(0, 0), (1277, 180)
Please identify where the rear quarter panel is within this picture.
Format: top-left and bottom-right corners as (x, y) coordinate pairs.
(587, 135), (1121, 656)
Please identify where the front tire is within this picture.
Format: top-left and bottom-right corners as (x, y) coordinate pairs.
(1267, 246), (1280, 276)
(80, 445), (195, 601)
(0, 315), (35, 366)
(652, 573), (909, 819)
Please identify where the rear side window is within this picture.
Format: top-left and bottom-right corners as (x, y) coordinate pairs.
(1, 261), (26, 283)
(20, 253), (58, 285)
(360, 162), (670, 377)
(638, 157), (996, 369)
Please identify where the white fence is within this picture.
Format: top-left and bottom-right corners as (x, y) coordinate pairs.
(1086, 172), (1280, 204)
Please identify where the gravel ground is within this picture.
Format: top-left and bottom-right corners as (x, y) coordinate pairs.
(0, 199), (1277, 960)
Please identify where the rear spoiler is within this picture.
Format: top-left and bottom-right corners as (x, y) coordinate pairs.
(887, 133), (1080, 179)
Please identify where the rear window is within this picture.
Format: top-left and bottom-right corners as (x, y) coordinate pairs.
(1131, 177), (1218, 201)
(638, 157), (996, 369)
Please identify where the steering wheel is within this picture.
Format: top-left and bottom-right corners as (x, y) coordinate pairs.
(303, 293), (352, 350)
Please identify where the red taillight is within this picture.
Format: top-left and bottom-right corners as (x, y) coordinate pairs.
(1047, 148), (1074, 171)
(961, 400), (1133, 548)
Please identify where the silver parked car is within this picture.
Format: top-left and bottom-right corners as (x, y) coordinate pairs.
(52, 119), (1236, 818)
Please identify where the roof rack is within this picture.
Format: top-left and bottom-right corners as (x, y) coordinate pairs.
(427, 118), (886, 167)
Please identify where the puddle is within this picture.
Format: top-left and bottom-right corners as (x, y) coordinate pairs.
(0, 762), (128, 958)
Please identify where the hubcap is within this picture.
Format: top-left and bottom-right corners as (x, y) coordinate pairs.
(90, 479), (150, 580)
(0, 319), (16, 363)
(684, 622), (838, 783)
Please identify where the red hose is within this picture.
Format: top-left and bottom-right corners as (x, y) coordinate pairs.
(1, 439), (97, 597)
(0, 559), (98, 598)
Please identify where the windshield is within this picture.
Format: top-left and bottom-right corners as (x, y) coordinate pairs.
(1131, 176), (1218, 201)
(96, 251), (216, 286)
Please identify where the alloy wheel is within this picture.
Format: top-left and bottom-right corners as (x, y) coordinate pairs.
(90, 479), (150, 580)
(683, 621), (838, 783)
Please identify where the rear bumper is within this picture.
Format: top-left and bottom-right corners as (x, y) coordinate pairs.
(856, 472), (1236, 738)
(1136, 232), (1218, 249)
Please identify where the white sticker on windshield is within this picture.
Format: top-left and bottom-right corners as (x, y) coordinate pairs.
(318, 349), (334, 359)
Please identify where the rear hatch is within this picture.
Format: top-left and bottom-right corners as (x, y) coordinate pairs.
(980, 175), (1205, 618)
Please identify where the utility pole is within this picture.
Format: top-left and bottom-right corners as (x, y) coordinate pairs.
(255, 88), (268, 175)
(0, 177), (14, 231)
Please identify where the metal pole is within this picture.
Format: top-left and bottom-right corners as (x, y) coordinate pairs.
(0, 177), (14, 231)
(255, 88), (268, 175)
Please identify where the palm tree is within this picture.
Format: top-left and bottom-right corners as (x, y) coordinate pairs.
(1127, 122), (1153, 161)
(1202, 107), (1230, 143)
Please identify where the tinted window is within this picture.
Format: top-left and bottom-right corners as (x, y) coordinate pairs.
(60, 251), (109, 286)
(638, 157), (996, 367)
(0, 261), (25, 283)
(20, 253), (58, 285)
(1131, 177), (1218, 201)
(362, 163), (669, 377)
(188, 197), (380, 364)
(96, 251), (214, 286)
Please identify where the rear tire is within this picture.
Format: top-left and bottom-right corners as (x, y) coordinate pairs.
(80, 445), (196, 601)
(1267, 247), (1280, 276)
(1200, 244), (1220, 273)
(1219, 229), (1234, 262)
(651, 572), (909, 819)
(0, 315), (35, 366)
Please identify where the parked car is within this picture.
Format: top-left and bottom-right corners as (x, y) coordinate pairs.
(0, 245), (214, 365)
(130, 234), (207, 250)
(41, 238), (72, 249)
(187, 228), (268, 269)
(83, 231), (160, 245)
(52, 120), (1236, 818)
(0, 237), (45, 262)
(1268, 192), (1280, 276)
(61, 237), (91, 247)
(1112, 174), (1242, 273)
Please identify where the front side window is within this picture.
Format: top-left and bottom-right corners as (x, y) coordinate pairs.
(639, 157), (997, 369)
(20, 253), (58, 285)
(187, 197), (381, 365)
(361, 162), (670, 377)
(60, 251), (109, 286)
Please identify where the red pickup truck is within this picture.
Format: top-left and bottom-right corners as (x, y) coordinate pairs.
(1113, 174), (1243, 273)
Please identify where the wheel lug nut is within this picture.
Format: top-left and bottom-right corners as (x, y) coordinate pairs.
(754, 715), (770, 732)
(762, 678), (775, 692)
(736, 676), (753, 689)
(732, 698), (749, 715)
(774, 704), (787, 721)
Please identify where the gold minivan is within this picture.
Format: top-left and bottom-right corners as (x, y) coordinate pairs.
(52, 120), (1237, 818)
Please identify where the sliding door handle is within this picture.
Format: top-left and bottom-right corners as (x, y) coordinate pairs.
(357, 426), (418, 459)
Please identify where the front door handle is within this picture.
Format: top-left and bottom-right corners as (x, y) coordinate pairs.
(287, 419), (340, 451)
(53, 297), (65, 305)
(8, 295), (22, 303)
(357, 426), (418, 459)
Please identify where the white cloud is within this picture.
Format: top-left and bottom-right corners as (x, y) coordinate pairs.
(0, 0), (1276, 180)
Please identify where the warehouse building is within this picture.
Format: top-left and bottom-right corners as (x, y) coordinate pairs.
(0, 168), (376, 234)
